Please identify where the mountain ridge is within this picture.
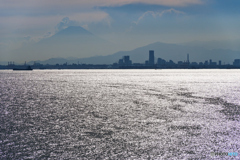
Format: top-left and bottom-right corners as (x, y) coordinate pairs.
(27, 41), (240, 65)
(6, 26), (118, 62)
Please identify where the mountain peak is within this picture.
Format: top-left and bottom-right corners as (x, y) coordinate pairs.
(56, 26), (93, 36)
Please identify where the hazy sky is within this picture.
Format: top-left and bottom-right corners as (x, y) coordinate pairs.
(1, 0), (240, 62)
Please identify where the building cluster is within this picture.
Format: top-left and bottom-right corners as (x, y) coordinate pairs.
(118, 56), (132, 66)
(114, 50), (240, 69)
(1, 61), (111, 69)
(1, 50), (240, 69)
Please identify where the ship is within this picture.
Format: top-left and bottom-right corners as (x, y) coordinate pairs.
(13, 66), (33, 71)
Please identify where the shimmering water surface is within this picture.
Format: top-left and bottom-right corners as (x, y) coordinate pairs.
(0, 69), (240, 159)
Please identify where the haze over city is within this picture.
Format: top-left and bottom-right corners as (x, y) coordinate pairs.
(1, 0), (240, 63)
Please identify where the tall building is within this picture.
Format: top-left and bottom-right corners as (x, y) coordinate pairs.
(118, 56), (132, 66)
(204, 60), (208, 65)
(149, 50), (154, 66)
(187, 54), (190, 64)
(233, 59), (240, 66)
(209, 59), (212, 65)
(219, 60), (222, 66)
(157, 58), (166, 66)
(123, 56), (130, 64)
(118, 59), (124, 65)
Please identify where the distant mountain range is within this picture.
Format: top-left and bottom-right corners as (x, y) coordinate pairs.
(3, 26), (240, 65)
(6, 26), (118, 62)
(28, 41), (240, 65)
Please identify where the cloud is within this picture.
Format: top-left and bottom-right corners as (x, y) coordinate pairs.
(0, 10), (110, 34)
(134, 8), (185, 25)
(0, 0), (204, 11)
(70, 11), (111, 24)
(0, 10), (110, 51)
(55, 11), (110, 32)
(81, 24), (89, 30)
(55, 17), (79, 32)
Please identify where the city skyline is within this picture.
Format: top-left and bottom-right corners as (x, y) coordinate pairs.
(2, 49), (240, 70)
(2, 39), (240, 66)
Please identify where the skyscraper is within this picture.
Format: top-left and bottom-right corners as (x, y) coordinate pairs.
(219, 60), (222, 66)
(149, 50), (154, 66)
(187, 54), (190, 64)
(122, 56), (132, 66)
(123, 56), (130, 64)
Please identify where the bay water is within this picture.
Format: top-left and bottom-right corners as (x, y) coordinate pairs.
(0, 69), (240, 159)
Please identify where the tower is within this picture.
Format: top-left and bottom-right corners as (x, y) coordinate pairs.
(123, 56), (131, 66)
(149, 50), (154, 66)
(187, 54), (190, 64)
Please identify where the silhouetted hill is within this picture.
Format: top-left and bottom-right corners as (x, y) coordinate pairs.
(38, 26), (101, 45)
(74, 42), (240, 64)
(183, 39), (240, 51)
(55, 26), (93, 36)
(28, 58), (69, 65)
(33, 42), (240, 65)
(7, 26), (118, 62)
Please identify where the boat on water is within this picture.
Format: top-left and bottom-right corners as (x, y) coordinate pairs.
(13, 66), (33, 71)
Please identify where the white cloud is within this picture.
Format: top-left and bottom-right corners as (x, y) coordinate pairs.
(55, 12), (110, 32)
(133, 8), (185, 25)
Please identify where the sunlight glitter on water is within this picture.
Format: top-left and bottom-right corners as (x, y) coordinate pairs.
(0, 69), (240, 159)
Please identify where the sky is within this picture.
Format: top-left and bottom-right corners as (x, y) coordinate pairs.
(1, 0), (240, 62)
